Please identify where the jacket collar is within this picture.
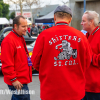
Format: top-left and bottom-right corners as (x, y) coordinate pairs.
(12, 29), (22, 37)
(55, 21), (69, 26)
(86, 26), (99, 38)
(91, 26), (99, 35)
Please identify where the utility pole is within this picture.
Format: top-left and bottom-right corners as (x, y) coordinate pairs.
(84, 0), (86, 12)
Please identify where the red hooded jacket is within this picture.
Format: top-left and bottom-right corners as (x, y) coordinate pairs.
(31, 22), (92, 100)
(1, 29), (32, 85)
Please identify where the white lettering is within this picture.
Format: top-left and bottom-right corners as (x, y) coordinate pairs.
(56, 36), (59, 41)
(59, 36), (63, 40)
(65, 61), (68, 66)
(0, 89), (35, 95)
(69, 60), (72, 65)
(63, 35), (68, 39)
(58, 61), (62, 66)
(49, 40), (52, 45)
(78, 38), (81, 42)
(72, 36), (77, 41)
(54, 61), (58, 66)
(51, 38), (57, 43)
(49, 35), (81, 45)
(68, 36), (71, 40)
(54, 60), (78, 66)
(5, 89), (11, 94)
(73, 60), (76, 65)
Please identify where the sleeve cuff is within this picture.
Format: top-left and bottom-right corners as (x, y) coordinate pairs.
(10, 77), (17, 82)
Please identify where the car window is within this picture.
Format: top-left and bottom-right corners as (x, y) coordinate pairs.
(30, 41), (36, 47)
(0, 29), (4, 36)
(3, 31), (11, 37)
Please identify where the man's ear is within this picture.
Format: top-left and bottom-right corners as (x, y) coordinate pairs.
(14, 24), (18, 30)
(88, 20), (92, 26)
(14, 24), (16, 28)
(91, 20), (94, 25)
(54, 15), (56, 22)
(68, 17), (72, 24)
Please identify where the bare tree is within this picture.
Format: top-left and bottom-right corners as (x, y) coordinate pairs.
(5, 0), (25, 15)
(61, 0), (69, 5)
(5, 0), (42, 22)
(6, 0), (52, 23)
(24, 0), (41, 23)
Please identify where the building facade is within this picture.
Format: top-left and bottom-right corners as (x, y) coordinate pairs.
(69, 0), (100, 30)
(9, 5), (59, 23)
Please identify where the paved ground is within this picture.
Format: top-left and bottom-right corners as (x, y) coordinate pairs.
(0, 73), (41, 100)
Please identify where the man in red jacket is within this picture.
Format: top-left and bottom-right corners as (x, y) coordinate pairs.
(81, 11), (100, 100)
(1, 15), (32, 100)
(31, 5), (92, 100)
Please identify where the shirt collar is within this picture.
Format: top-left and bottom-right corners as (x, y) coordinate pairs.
(55, 21), (69, 26)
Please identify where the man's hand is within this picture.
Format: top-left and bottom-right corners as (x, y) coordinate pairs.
(32, 66), (35, 71)
(12, 80), (23, 90)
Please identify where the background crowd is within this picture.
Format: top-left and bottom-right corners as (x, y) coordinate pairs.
(27, 23), (54, 36)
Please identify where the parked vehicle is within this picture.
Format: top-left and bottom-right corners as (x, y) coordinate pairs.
(0, 27), (37, 45)
(27, 41), (39, 75)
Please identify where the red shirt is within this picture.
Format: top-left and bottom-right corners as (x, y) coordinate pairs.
(1, 30), (32, 85)
(31, 22), (92, 100)
(85, 26), (100, 93)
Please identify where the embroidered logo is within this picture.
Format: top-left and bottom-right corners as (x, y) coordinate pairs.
(54, 40), (77, 60)
(16, 46), (21, 49)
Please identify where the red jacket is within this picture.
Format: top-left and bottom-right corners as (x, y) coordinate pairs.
(85, 26), (100, 93)
(27, 27), (30, 33)
(1, 29), (32, 85)
(31, 22), (92, 100)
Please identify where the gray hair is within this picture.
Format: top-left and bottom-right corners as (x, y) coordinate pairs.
(84, 10), (99, 27)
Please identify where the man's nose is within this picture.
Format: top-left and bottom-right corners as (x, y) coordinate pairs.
(81, 22), (83, 25)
